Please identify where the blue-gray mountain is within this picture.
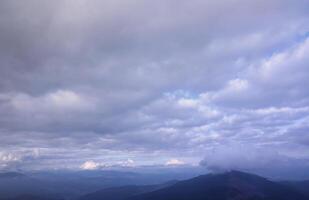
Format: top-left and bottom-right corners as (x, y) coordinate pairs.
(128, 171), (308, 200)
(1, 171), (309, 200)
(80, 171), (309, 200)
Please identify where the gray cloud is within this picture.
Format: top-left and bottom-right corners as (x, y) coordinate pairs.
(0, 0), (308, 175)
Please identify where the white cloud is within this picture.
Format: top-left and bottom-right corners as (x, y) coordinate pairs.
(11, 90), (94, 112)
(165, 159), (185, 166)
(0, 153), (20, 163)
(117, 159), (135, 167)
(0, 150), (41, 169)
(177, 98), (199, 109)
(253, 106), (309, 115)
(80, 161), (100, 170)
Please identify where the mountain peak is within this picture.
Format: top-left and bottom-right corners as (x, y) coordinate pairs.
(221, 170), (268, 180)
(128, 170), (308, 200)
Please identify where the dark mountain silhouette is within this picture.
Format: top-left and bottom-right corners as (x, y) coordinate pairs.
(127, 170), (308, 200)
(78, 181), (178, 200)
(0, 170), (182, 200)
(3, 194), (63, 200)
(281, 180), (309, 197)
(0, 171), (308, 200)
(0, 172), (60, 200)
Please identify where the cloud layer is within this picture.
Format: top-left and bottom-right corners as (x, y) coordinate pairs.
(0, 0), (308, 175)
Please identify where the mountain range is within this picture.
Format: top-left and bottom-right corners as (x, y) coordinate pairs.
(1, 170), (308, 200)
(79, 170), (309, 200)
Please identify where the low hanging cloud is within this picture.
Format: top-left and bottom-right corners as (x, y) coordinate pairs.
(200, 142), (309, 179)
(200, 143), (281, 171)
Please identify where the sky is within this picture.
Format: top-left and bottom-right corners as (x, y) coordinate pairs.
(0, 0), (309, 175)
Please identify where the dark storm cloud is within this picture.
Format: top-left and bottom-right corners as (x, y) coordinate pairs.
(0, 0), (308, 173)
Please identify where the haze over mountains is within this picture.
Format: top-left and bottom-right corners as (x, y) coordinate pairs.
(0, 170), (308, 200)
(0, 169), (199, 200)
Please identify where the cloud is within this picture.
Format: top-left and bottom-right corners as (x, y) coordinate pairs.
(80, 159), (137, 170)
(165, 159), (185, 166)
(0, 0), (308, 175)
(80, 161), (101, 170)
(10, 90), (94, 112)
(199, 142), (309, 179)
(117, 159), (135, 167)
(0, 150), (41, 170)
(200, 143), (280, 172)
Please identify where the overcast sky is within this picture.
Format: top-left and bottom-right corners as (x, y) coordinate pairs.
(0, 0), (309, 175)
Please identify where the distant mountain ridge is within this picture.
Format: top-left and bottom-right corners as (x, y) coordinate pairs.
(0, 172), (25, 179)
(78, 180), (178, 200)
(127, 170), (308, 200)
(3, 194), (63, 200)
(0, 170), (308, 200)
